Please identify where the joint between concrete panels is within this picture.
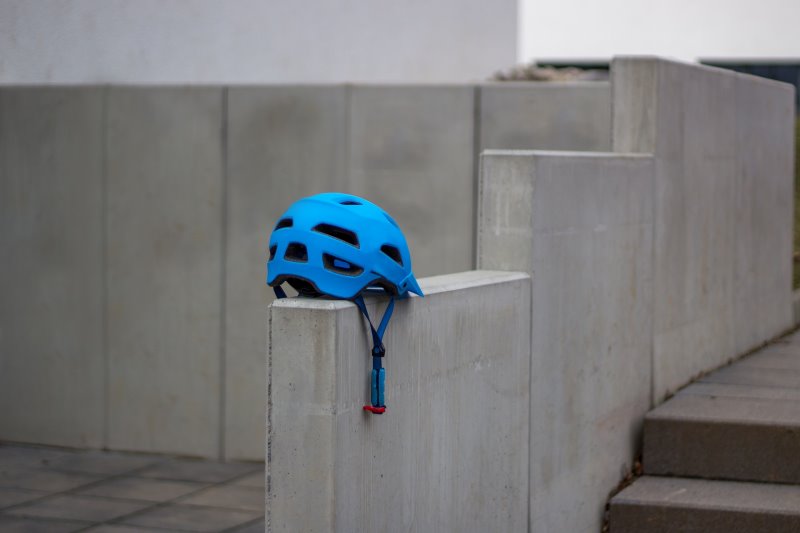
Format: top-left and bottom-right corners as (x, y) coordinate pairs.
(101, 85), (110, 449)
(218, 87), (230, 460)
(471, 85), (482, 271)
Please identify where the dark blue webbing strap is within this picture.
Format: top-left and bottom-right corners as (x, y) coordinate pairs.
(354, 295), (395, 410)
(273, 285), (393, 411)
(353, 295), (394, 356)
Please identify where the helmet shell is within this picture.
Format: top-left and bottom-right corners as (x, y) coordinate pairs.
(267, 192), (423, 299)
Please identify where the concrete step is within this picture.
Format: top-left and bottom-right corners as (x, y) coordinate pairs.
(643, 347), (800, 483)
(610, 476), (800, 533)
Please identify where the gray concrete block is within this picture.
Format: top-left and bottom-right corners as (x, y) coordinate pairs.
(348, 85), (476, 278)
(477, 151), (654, 533)
(268, 271), (530, 532)
(732, 72), (796, 353)
(105, 87), (224, 458)
(612, 57), (795, 402)
(644, 393), (800, 483)
(700, 365), (800, 388)
(679, 381), (800, 402)
(734, 347), (800, 370)
(611, 476), (800, 533)
(479, 82), (611, 152)
(0, 88), (105, 448)
(223, 86), (348, 461)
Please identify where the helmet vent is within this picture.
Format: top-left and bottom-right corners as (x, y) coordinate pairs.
(340, 200), (361, 205)
(381, 244), (403, 266)
(284, 242), (308, 263)
(313, 223), (360, 248)
(275, 218), (293, 230)
(323, 253), (363, 276)
(269, 245), (277, 261)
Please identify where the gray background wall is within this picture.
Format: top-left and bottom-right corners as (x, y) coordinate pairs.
(0, 82), (611, 460)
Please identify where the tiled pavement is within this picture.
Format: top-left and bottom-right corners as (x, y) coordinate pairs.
(0, 443), (264, 532)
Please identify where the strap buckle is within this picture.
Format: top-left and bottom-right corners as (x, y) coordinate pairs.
(371, 344), (386, 357)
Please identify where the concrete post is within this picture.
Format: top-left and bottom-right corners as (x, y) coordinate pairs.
(267, 271), (530, 532)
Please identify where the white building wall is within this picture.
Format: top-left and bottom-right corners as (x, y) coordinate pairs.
(0, 0), (517, 84)
(521, 0), (800, 63)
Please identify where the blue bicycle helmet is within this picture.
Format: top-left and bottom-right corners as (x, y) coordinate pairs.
(267, 192), (423, 415)
(267, 192), (422, 299)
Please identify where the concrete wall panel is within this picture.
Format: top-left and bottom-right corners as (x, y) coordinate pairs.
(732, 75), (795, 352)
(224, 86), (348, 460)
(348, 86), (476, 277)
(268, 271), (530, 532)
(478, 151), (655, 533)
(612, 57), (795, 401)
(105, 88), (224, 458)
(480, 82), (612, 152)
(0, 88), (105, 447)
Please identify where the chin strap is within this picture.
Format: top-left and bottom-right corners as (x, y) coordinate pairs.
(354, 295), (395, 415)
(273, 285), (287, 300)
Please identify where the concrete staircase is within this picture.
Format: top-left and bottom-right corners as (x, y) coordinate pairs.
(610, 333), (800, 532)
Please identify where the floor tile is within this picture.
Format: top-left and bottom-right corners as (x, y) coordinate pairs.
(181, 484), (263, 512)
(0, 446), (73, 470)
(84, 525), (180, 532)
(0, 468), (100, 492)
(6, 494), (151, 523)
(228, 518), (265, 532)
(0, 514), (91, 532)
(120, 503), (261, 532)
(0, 487), (48, 509)
(46, 451), (160, 476)
(78, 476), (207, 502)
(137, 460), (259, 483)
(230, 472), (264, 489)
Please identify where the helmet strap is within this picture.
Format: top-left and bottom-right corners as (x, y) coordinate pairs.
(354, 295), (395, 414)
(273, 285), (288, 299)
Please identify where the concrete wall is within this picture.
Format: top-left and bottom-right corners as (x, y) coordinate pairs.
(0, 0), (516, 84)
(469, 58), (795, 533)
(224, 86), (348, 460)
(0, 88), (105, 448)
(268, 271), (530, 532)
(105, 88), (225, 458)
(613, 57), (796, 401)
(478, 151), (655, 533)
(480, 82), (612, 152)
(0, 82), (610, 460)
